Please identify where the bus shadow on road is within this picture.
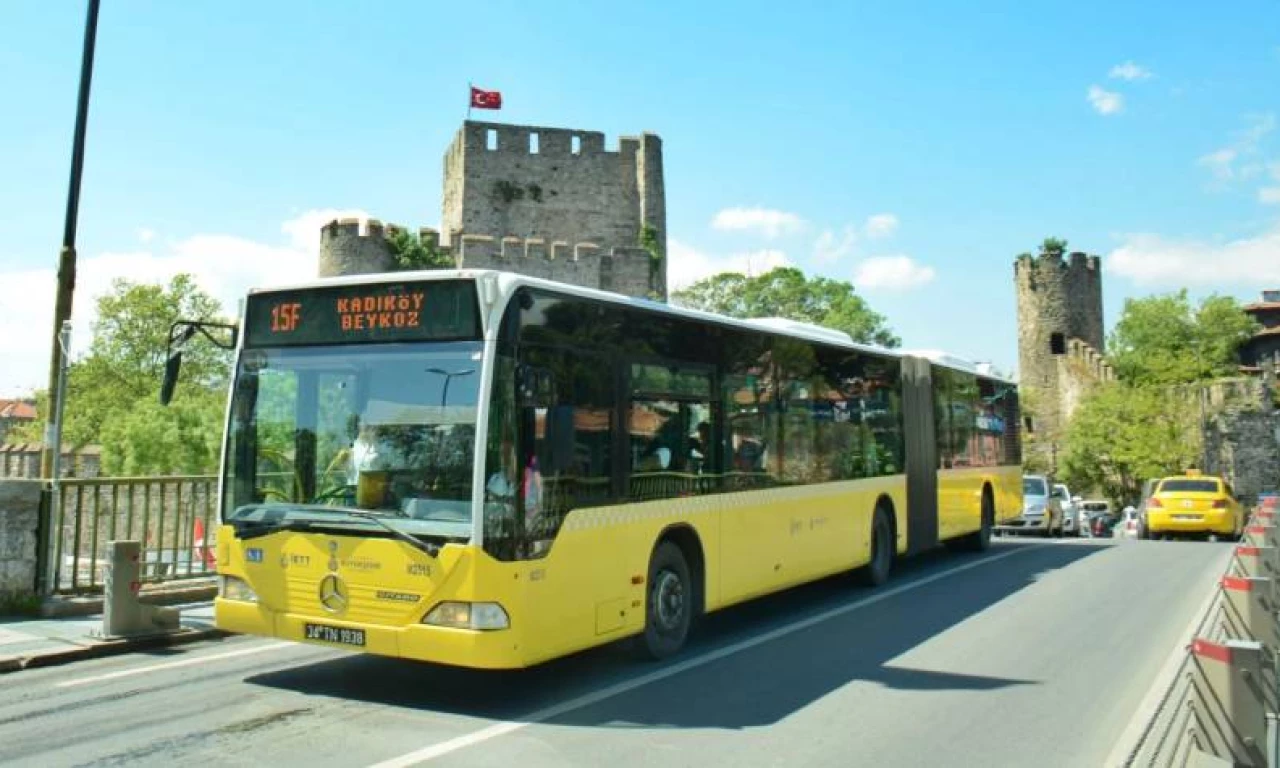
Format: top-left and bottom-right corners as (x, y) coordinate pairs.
(246, 539), (1111, 731)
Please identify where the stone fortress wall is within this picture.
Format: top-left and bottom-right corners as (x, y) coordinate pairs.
(1014, 249), (1106, 448)
(319, 121), (667, 300)
(1014, 243), (1279, 501)
(318, 218), (658, 298)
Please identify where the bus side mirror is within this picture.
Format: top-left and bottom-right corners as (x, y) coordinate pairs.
(160, 352), (182, 405)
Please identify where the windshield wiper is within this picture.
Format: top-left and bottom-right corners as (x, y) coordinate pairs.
(338, 509), (442, 557)
(236, 518), (366, 540)
(231, 504), (439, 556)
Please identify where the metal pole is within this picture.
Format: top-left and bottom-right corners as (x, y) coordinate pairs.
(43, 321), (72, 595)
(41, 0), (101, 480)
(49, 322), (72, 484)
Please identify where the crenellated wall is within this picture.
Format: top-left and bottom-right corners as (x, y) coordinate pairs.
(1056, 338), (1115, 425)
(318, 217), (659, 298)
(319, 120), (667, 300)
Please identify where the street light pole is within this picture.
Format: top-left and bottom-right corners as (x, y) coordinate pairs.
(40, 0), (101, 479)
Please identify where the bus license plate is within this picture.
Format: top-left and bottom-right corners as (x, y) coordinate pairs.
(304, 623), (366, 647)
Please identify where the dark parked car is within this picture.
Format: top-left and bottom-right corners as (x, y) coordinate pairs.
(1091, 511), (1123, 538)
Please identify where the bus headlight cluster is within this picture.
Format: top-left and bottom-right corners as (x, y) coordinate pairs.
(423, 601), (509, 630)
(218, 575), (259, 603)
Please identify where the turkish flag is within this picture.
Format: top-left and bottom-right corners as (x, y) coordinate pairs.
(470, 87), (502, 110)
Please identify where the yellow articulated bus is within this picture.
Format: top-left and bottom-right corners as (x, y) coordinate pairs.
(167, 270), (1022, 668)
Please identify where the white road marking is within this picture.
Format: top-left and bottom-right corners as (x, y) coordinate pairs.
(368, 543), (1043, 767)
(55, 641), (296, 688)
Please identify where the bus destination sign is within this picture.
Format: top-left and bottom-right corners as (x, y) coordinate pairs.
(244, 280), (480, 347)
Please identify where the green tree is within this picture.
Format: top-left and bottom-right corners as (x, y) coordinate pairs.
(672, 267), (900, 347)
(1059, 382), (1199, 505)
(16, 274), (233, 474)
(387, 228), (453, 270)
(1108, 290), (1259, 384)
(1040, 237), (1068, 256)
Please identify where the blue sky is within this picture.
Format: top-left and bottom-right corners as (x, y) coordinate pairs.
(2, 1), (1278, 396)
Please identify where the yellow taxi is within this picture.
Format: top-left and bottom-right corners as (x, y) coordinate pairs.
(1144, 470), (1245, 540)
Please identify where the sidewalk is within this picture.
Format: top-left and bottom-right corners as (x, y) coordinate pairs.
(0, 601), (223, 674)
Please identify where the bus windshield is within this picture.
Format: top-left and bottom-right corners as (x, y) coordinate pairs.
(222, 341), (484, 540)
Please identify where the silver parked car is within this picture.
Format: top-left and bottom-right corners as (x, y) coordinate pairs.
(1054, 484), (1080, 536)
(996, 474), (1064, 537)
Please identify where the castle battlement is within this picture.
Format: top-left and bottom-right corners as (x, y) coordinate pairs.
(318, 218), (661, 297)
(318, 120), (666, 300)
(1064, 338), (1115, 382)
(1013, 250), (1102, 278)
(1068, 251), (1102, 271)
(451, 120), (659, 160)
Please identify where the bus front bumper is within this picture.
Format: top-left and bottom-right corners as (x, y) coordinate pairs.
(216, 598), (529, 669)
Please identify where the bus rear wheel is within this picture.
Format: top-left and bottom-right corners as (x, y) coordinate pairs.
(858, 506), (894, 587)
(638, 542), (693, 660)
(952, 490), (994, 553)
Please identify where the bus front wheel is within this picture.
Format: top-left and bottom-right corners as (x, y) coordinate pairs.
(638, 542), (693, 660)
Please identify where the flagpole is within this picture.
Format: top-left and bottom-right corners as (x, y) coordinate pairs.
(467, 81), (472, 121)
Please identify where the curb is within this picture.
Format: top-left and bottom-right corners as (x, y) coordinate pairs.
(0, 626), (228, 675)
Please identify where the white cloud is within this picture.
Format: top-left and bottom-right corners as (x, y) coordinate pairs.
(137, 228), (155, 244)
(281, 207), (368, 252)
(813, 213), (900, 264)
(814, 227), (857, 263)
(1199, 114), (1276, 184)
(667, 239), (792, 291)
(1199, 148), (1239, 181)
(1109, 62), (1153, 81)
(853, 255), (936, 290)
(1260, 163), (1280, 204)
(1087, 85), (1124, 115)
(710, 207), (805, 238)
(863, 213), (899, 239)
(1242, 113), (1277, 145)
(1106, 225), (1280, 285)
(0, 208), (368, 397)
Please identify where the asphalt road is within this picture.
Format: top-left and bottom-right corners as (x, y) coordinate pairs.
(0, 537), (1231, 768)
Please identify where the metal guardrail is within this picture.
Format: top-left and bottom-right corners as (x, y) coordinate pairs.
(1122, 492), (1280, 767)
(50, 475), (218, 593)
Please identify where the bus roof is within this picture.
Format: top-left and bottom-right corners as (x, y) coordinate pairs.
(245, 268), (1013, 383)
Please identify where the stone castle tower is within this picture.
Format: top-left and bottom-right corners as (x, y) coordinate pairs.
(319, 120), (667, 300)
(1014, 247), (1111, 467)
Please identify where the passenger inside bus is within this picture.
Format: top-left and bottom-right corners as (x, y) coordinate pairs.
(688, 421), (712, 473)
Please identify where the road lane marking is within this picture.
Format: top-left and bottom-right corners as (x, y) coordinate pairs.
(55, 641), (296, 688)
(368, 543), (1043, 767)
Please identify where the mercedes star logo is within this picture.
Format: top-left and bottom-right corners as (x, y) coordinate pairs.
(318, 574), (348, 614)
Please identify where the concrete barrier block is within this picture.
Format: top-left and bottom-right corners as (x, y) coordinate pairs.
(1220, 575), (1280, 652)
(1189, 638), (1272, 766)
(102, 541), (183, 638)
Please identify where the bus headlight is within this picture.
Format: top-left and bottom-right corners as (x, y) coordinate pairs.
(218, 575), (259, 603)
(423, 601), (510, 630)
